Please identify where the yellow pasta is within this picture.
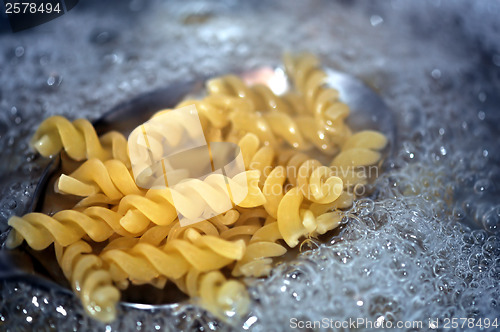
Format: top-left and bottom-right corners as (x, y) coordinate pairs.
(208, 75), (294, 114)
(7, 206), (142, 250)
(307, 191), (354, 216)
(115, 169), (266, 234)
(174, 94), (253, 129)
(237, 133), (276, 186)
(31, 116), (129, 165)
(283, 53), (352, 144)
(331, 130), (388, 187)
(220, 207), (267, 243)
(276, 178), (343, 248)
(342, 130), (388, 151)
(277, 187), (308, 248)
(8, 53), (389, 323)
(278, 149), (343, 203)
(232, 222), (287, 277)
(209, 75), (339, 154)
(73, 193), (118, 209)
(56, 158), (144, 200)
(101, 230), (245, 285)
(210, 208), (288, 277)
(237, 133), (287, 219)
(174, 269), (250, 320)
(54, 241), (120, 323)
(166, 219), (220, 243)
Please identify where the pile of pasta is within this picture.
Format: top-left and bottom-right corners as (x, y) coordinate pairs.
(6, 53), (387, 323)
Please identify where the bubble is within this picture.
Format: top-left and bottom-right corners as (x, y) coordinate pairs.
(432, 259), (447, 276)
(482, 206), (500, 233)
(474, 179), (493, 194)
(90, 29), (118, 45)
(482, 236), (500, 255)
(431, 69), (442, 79)
(453, 205), (466, 220)
(3, 199), (17, 209)
(370, 15), (384, 26)
(354, 198), (375, 216)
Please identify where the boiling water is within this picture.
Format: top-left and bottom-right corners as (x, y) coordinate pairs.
(0, 0), (499, 331)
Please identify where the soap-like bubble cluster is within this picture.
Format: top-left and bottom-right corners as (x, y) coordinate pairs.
(0, 0), (499, 331)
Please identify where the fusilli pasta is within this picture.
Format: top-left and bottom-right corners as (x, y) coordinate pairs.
(54, 241), (120, 323)
(283, 53), (352, 144)
(7, 53), (388, 324)
(31, 116), (129, 164)
(209, 75), (339, 154)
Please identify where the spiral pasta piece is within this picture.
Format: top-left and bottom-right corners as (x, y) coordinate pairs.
(277, 187), (308, 248)
(296, 160), (343, 204)
(331, 130), (388, 187)
(7, 206), (141, 250)
(220, 208), (267, 243)
(56, 158), (144, 200)
(169, 210), (242, 245)
(101, 230), (246, 286)
(73, 193), (118, 209)
(209, 75), (338, 154)
(174, 94), (253, 129)
(276, 186), (343, 248)
(237, 133), (275, 186)
(101, 222), (183, 254)
(278, 149), (320, 186)
(308, 210), (343, 236)
(31, 116), (129, 164)
(136, 98), (251, 175)
(232, 222), (286, 277)
(307, 191), (354, 216)
(342, 130), (388, 151)
(128, 109), (212, 179)
(237, 133), (290, 220)
(210, 207), (287, 277)
(283, 53), (352, 143)
(175, 269), (250, 319)
(278, 150), (343, 204)
(207, 75), (293, 114)
(166, 219), (220, 243)
(54, 241), (120, 323)
(229, 109), (307, 149)
(116, 170), (266, 234)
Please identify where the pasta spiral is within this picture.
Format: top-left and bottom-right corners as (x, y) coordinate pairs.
(31, 116), (129, 164)
(277, 185), (344, 248)
(331, 130), (388, 187)
(232, 221), (287, 277)
(115, 170), (266, 234)
(101, 229), (245, 286)
(7, 206), (141, 250)
(54, 241), (120, 323)
(283, 53), (351, 142)
(210, 208), (287, 278)
(238, 133), (275, 186)
(209, 75), (338, 154)
(56, 158), (144, 200)
(220, 208), (268, 243)
(174, 94), (253, 129)
(174, 269), (250, 319)
(207, 75), (293, 114)
(237, 133), (288, 219)
(278, 150), (343, 204)
(137, 97), (251, 176)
